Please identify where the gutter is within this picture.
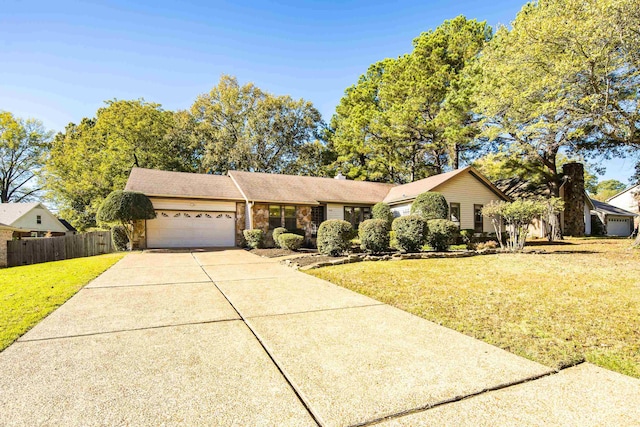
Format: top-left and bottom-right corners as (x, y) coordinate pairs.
(228, 173), (253, 229)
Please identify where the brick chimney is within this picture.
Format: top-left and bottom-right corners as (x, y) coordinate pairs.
(562, 162), (585, 236)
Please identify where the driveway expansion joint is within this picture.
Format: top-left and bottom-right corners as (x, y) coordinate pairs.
(351, 368), (561, 427)
(86, 280), (214, 289)
(244, 302), (387, 320)
(191, 251), (323, 427)
(17, 318), (241, 343)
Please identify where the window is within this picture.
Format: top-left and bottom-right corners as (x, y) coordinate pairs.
(269, 205), (282, 229)
(474, 204), (483, 232)
(284, 206), (296, 230)
(344, 206), (372, 229)
(269, 205), (297, 230)
(36, 215), (42, 225)
(311, 206), (325, 237)
(449, 203), (460, 225)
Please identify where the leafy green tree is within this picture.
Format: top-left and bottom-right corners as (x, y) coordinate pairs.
(191, 75), (327, 175)
(482, 199), (548, 252)
(331, 16), (490, 183)
(475, 0), (640, 198)
(0, 112), (51, 202)
(97, 190), (156, 249)
(591, 180), (627, 201)
(45, 100), (193, 230)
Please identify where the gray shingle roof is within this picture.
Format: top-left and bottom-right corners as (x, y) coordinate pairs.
(125, 168), (244, 200)
(228, 170), (394, 205)
(591, 199), (638, 217)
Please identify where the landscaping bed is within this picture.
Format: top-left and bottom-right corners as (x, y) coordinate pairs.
(307, 238), (640, 379)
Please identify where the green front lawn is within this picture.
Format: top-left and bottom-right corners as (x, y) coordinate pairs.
(308, 238), (640, 378)
(0, 253), (125, 351)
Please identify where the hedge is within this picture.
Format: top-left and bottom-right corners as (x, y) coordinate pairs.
(359, 219), (390, 254)
(392, 215), (428, 252)
(411, 192), (449, 220)
(278, 233), (304, 251)
(426, 219), (458, 251)
(317, 219), (353, 256)
(243, 229), (264, 249)
(272, 227), (287, 248)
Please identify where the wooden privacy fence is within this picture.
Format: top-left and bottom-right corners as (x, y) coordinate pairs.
(7, 231), (114, 267)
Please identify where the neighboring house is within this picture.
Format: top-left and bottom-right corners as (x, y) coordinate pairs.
(606, 184), (640, 229)
(0, 203), (69, 238)
(0, 222), (24, 267)
(125, 166), (508, 248)
(58, 219), (77, 235)
(590, 199), (638, 237)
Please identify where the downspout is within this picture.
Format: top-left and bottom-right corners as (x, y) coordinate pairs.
(228, 173), (253, 229)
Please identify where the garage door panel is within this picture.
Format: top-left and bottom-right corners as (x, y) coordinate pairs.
(147, 211), (236, 248)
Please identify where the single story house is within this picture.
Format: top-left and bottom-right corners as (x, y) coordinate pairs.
(590, 199), (638, 237)
(606, 183), (639, 229)
(125, 166), (509, 248)
(0, 202), (70, 238)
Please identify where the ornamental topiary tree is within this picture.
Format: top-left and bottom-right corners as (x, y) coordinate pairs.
(426, 219), (458, 251)
(392, 215), (428, 252)
(317, 219), (353, 256)
(97, 190), (156, 250)
(272, 227), (287, 248)
(359, 219), (390, 254)
(411, 192), (449, 220)
(372, 202), (393, 228)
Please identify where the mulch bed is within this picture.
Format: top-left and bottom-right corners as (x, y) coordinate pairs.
(249, 248), (299, 258)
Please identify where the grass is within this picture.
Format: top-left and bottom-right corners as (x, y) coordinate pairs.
(308, 238), (640, 378)
(0, 253), (125, 351)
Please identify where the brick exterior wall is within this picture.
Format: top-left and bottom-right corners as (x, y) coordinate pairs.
(0, 229), (15, 268)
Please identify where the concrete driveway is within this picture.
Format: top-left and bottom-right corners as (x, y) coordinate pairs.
(1, 249), (638, 426)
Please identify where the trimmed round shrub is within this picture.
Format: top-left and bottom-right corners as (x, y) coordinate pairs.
(392, 215), (428, 252)
(359, 219), (390, 254)
(272, 227), (287, 248)
(372, 202), (393, 227)
(278, 233), (304, 251)
(426, 219), (458, 251)
(410, 192), (449, 220)
(243, 229), (264, 249)
(111, 225), (129, 251)
(317, 219), (353, 256)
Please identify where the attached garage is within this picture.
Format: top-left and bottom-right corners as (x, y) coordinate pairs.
(606, 216), (632, 237)
(147, 210), (236, 248)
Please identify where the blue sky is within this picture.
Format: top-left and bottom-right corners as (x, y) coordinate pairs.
(1, 0), (636, 183)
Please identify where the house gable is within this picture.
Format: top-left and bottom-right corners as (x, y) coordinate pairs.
(606, 184), (640, 214)
(10, 203), (68, 233)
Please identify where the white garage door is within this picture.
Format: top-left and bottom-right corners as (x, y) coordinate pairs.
(607, 217), (631, 237)
(147, 210), (236, 248)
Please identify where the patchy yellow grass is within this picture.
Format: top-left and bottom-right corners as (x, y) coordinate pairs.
(308, 238), (640, 378)
(0, 253), (125, 351)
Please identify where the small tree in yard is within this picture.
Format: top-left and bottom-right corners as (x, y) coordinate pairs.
(482, 199), (546, 252)
(411, 192), (449, 220)
(359, 219), (390, 254)
(97, 190), (156, 249)
(392, 215), (428, 252)
(426, 219), (458, 251)
(372, 202), (393, 228)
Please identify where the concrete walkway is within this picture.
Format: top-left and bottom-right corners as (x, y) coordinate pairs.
(1, 250), (638, 426)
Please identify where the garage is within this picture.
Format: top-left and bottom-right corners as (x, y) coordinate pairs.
(607, 216), (632, 237)
(147, 210), (236, 248)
